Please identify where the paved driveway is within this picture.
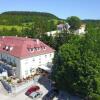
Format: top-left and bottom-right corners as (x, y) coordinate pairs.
(38, 76), (81, 100)
(0, 82), (48, 100)
(0, 76), (81, 100)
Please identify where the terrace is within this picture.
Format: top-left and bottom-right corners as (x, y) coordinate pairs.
(0, 60), (16, 77)
(0, 59), (42, 93)
(0, 72), (41, 93)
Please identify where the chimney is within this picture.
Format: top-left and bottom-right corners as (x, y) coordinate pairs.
(25, 36), (28, 38)
(2, 36), (5, 39)
(36, 39), (39, 44)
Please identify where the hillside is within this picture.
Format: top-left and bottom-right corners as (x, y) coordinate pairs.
(0, 11), (59, 25)
(83, 19), (100, 29)
(0, 11), (60, 36)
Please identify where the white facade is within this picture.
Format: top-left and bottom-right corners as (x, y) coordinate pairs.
(57, 23), (70, 31)
(74, 24), (86, 35)
(0, 52), (54, 79)
(45, 30), (61, 37)
(0, 36), (55, 79)
(45, 23), (70, 37)
(19, 52), (54, 78)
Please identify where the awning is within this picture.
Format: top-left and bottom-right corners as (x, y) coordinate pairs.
(38, 65), (51, 72)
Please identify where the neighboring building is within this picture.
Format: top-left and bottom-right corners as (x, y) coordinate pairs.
(45, 30), (61, 37)
(45, 23), (70, 37)
(57, 24), (65, 31)
(57, 23), (70, 31)
(74, 24), (86, 35)
(0, 36), (55, 79)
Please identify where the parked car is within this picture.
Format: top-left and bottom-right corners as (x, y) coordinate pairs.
(51, 81), (57, 88)
(1, 64), (14, 76)
(25, 85), (40, 96)
(42, 88), (59, 100)
(29, 91), (42, 99)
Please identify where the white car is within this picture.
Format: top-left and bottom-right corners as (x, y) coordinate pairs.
(29, 91), (43, 99)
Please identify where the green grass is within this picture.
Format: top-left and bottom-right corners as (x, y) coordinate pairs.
(0, 25), (26, 31)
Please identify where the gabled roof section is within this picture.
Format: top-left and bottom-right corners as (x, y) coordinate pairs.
(0, 36), (55, 58)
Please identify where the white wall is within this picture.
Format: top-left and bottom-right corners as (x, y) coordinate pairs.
(74, 27), (85, 35)
(46, 30), (61, 37)
(20, 52), (54, 78)
(0, 52), (54, 79)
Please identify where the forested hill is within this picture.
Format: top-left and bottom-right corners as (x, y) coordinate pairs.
(0, 11), (59, 25)
(83, 19), (100, 28)
(83, 19), (100, 24)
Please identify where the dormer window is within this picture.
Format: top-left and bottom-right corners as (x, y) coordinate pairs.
(28, 48), (34, 52)
(3, 46), (7, 50)
(3, 46), (13, 51)
(43, 46), (46, 50)
(40, 46), (43, 50)
(9, 46), (13, 51)
(5, 46), (9, 50)
(38, 47), (41, 51)
(31, 48), (34, 52)
(3, 47), (5, 50)
(40, 46), (46, 50)
(34, 47), (37, 51)
(37, 47), (40, 51)
(28, 48), (31, 52)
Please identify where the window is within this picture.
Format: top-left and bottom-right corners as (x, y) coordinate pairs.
(1, 54), (2, 59)
(31, 48), (33, 51)
(25, 70), (28, 75)
(25, 62), (28, 64)
(34, 47), (37, 51)
(39, 57), (41, 64)
(13, 60), (16, 64)
(30, 68), (34, 73)
(39, 48), (41, 51)
(37, 47), (40, 51)
(45, 55), (47, 58)
(28, 48), (34, 52)
(43, 47), (46, 50)
(39, 60), (41, 64)
(50, 53), (52, 57)
(33, 58), (35, 61)
(9, 46), (13, 51)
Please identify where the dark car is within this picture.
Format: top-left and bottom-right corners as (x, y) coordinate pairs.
(25, 85), (40, 96)
(29, 91), (43, 99)
(42, 88), (59, 100)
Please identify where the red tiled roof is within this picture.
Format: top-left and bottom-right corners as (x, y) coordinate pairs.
(0, 36), (55, 58)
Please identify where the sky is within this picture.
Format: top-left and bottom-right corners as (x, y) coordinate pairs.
(0, 0), (100, 19)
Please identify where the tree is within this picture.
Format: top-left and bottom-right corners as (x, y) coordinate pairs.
(52, 31), (73, 50)
(66, 16), (81, 30)
(52, 33), (100, 99)
(39, 34), (54, 47)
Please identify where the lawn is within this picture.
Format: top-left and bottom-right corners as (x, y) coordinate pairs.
(0, 25), (26, 31)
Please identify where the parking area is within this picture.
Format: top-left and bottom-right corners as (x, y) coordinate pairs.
(0, 82), (48, 100)
(0, 76), (81, 100)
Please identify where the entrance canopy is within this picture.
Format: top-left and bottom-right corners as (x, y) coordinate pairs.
(38, 65), (51, 72)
